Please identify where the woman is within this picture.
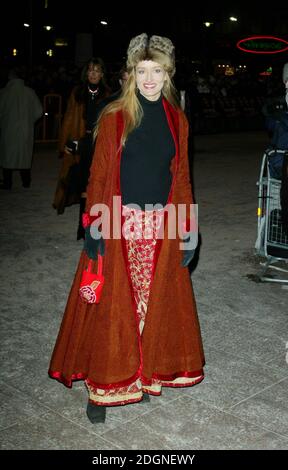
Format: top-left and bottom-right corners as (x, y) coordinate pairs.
(49, 33), (205, 424)
(52, 57), (110, 239)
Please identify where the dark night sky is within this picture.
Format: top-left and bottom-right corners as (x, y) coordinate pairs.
(2, 1), (288, 67)
(5, 1), (287, 30)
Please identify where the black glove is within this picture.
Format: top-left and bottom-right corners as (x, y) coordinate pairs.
(181, 232), (197, 267)
(84, 225), (105, 260)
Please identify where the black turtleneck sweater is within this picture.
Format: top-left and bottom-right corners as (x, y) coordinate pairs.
(121, 93), (175, 209)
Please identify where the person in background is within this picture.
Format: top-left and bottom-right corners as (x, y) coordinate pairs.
(262, 64), (288, 137)
(0, 68), (43, 190)
(104, 66), (128, 102)
(52, 57), (110, 239)
(280, 63), (288, 234)
(264, 63), (288, 177)
(93, 65), (129, 118)
(49, 33), (205, 424)
(118, 66), (129, 90)
(283, 63), (288, 107)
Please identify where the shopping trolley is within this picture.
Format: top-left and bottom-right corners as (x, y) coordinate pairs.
(255, 149), (288, 283)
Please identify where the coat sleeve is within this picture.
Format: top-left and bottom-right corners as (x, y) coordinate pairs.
(173, 111), (196, 234)
(175, 111), (194, 204)
(58, 89), (78, 153)
(85, 115), (110, 214)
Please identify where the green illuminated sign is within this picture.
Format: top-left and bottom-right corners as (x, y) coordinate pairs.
(237, 36), (288, 54)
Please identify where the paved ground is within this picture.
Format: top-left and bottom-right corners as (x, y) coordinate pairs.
(1, 131), (288, 450)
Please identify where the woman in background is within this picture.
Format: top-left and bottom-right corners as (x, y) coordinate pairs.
(53, 57), (110, 239)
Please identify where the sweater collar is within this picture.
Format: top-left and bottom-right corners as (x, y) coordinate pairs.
(138, 92), (163, 107)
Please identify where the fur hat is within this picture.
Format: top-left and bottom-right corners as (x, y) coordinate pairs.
(126, 33), (175, 76)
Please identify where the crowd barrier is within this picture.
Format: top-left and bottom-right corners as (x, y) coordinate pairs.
(194, 95), (265, 134)
(35, 94), (62, 143)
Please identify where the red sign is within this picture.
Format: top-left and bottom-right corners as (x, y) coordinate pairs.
(237, 36), (288, 54)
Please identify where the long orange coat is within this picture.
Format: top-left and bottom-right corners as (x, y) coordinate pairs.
(52, 89), (86, 213)
(52, 86), (110, 213)
(49, 99), (205, 389)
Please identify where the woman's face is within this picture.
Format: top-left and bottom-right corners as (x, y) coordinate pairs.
(135, 60), (167, 101)
(87, 64), (103, 85)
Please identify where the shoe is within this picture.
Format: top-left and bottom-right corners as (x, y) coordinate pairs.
(141, 393), (150, 403)
(86, 402), (106, 423)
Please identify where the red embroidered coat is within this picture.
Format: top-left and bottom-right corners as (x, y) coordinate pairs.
(49, 99), (205, 389)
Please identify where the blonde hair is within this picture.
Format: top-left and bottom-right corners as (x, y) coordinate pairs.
(94, 47), (179, 146)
